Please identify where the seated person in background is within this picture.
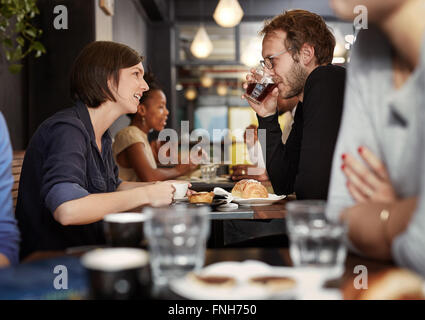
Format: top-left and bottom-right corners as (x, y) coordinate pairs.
(232, 96), (298, 181)
(0, 113), (20, 267)
(232, 124), (268, 182)
(243, 9), (346, 199)
(113, 73), (197, 182)
(326, 0), (425, 276)
(15, 41), (176, 260)
(148, 130), (167, 164)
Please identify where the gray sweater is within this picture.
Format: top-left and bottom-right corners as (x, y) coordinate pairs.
(326, 27), (425, 276)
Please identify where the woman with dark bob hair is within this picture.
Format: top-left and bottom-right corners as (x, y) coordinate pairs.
(15, 41), (178, 259)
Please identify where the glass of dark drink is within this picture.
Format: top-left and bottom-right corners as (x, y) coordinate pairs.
(245, 67), (277, 104)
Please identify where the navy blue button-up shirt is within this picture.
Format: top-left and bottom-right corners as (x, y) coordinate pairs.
(15, 101), (122, 259)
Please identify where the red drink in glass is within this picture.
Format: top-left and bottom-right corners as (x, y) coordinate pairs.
(246, 82), (277, 104)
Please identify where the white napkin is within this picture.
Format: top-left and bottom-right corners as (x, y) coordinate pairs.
(213, 187), (233, 203)
(213, 187), (238, 210)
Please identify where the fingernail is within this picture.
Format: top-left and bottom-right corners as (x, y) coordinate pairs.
(341, 164), (345, 170)
(358, 146), (363, 154)
(341, 154), (346, 160)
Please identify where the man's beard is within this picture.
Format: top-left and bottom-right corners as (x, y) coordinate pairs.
(279, 62), (308, 99)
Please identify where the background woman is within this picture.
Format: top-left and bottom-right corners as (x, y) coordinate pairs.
(113, 73), (197, 182)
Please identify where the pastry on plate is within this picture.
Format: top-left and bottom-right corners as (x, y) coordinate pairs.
(343, 268), (425, 300)
(188, 273), (236, 288)
(188, 191), (214, 204)
(249, 275), (297, 292)
(231, 179), (268, 199)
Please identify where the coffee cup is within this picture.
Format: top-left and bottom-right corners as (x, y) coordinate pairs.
(103, 213), (147, 248)
(172, 182), (189, 200)
(81, 248), (150, 300)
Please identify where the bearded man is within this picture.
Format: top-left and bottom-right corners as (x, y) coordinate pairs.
(244, 9), (346, 199)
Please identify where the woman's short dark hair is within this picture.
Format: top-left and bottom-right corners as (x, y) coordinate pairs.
(70, 41), (143, 108)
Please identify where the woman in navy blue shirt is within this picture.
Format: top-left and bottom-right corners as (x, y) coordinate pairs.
(15, 41), (176, 259)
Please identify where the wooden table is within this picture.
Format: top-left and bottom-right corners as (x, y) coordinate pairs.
(21, 247), (394, 300)
(208, 195), (295, 220)
(207, 196), (295, 247)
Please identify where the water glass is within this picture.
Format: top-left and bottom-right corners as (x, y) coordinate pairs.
(200, 164), (218, 182)
(143, 205), (210, 286)
(285, 200), (347, 275)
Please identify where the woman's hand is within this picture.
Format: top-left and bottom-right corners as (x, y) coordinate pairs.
(242, 68), (278, 118)
(341, 146), (397, 203)
(144, 181), (175, 206)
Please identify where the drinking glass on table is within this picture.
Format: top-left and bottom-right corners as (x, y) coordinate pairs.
(285, 200), (347, 276)
(285, 200), (347, 299)
(143, 205), (210, 286)
(200, 164), (219, 182)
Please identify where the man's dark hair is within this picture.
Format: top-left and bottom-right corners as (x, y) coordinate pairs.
(260, 9), (336, 65)
(70, 41), (143, 108)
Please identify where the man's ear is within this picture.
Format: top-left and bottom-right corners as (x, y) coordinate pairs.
(300, 43), (316, 66)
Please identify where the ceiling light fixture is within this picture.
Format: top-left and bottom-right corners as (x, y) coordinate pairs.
(213, 0), (244, 28)
(200, 74), (214, 88)
(190, 24), (213, 59)
(185, 86), (198, 100)
(216, 83), (228, 96)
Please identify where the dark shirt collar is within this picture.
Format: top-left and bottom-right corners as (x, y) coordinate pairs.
(74, 101), (112, 150)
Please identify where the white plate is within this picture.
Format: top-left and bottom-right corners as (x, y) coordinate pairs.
(232, 194), (286, 206)
(169, 260), (300, 300)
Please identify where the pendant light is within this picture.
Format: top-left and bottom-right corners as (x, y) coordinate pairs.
(200, 74), (214, 88)
(213, 0), (244, 28)
(185, 86), (198, 101)
(190, 0), (213, 59)
(190, 24), (213, 59)
(216, 82), (228, 96)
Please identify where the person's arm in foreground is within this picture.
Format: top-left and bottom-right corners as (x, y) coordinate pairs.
(340, 145), (412, 260)
(342, 198), (416, 261)
(0, 113), (20, 267)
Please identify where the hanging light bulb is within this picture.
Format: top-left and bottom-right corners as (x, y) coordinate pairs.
(200, 74), (214, 88)
(185, 86), (197, 100)
(216, 83), (228, 96)
(213, 0), (244, 28)
(190, 25), (213, 59)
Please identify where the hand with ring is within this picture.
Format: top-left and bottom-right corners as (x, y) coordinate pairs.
(341, 146), (398, 203)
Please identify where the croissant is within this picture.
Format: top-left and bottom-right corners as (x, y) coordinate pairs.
(231, 179), (268, 199)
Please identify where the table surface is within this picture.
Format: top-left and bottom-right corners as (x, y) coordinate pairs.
(208, 197), (292, 220)
(11, 247), (394, 300)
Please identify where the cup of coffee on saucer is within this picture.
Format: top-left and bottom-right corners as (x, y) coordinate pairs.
(172, 182), (189, 201)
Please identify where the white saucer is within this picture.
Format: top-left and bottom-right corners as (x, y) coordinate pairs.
(174, 196), (188, 202)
